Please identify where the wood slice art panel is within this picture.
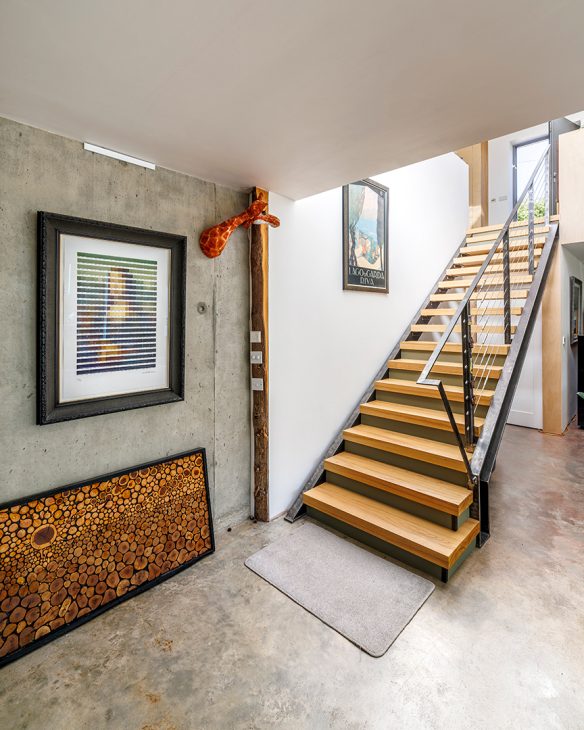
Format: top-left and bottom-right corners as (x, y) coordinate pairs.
(0, 449), (213, 667)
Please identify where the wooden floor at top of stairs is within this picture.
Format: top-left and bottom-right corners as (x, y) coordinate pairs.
(324, 451), (473, 515)
(303, 482), (479, 569)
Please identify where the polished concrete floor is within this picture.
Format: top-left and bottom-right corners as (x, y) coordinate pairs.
(1, 425), (583, 729)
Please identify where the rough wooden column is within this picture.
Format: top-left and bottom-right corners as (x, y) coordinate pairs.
(456, 142), (489, 229)
(250, 187), (269, 520)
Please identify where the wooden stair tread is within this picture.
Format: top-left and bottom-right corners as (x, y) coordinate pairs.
(411, 323), (515, 334)
(459, 240), (544, 256)
(430, 289), (529, 302)
(303, 482), (479, 568)
(465, 231), (548, 244)
(438, 274), (532, 289)
(388, 358), (502, 379)
(375, 377), (494, 406)
(453, 250), (542, 266)
(361, 399), (485, 434)
(466, 216), (556, 236)
(420, 306), (522, 317)
(343, 424), (467, 472)
(400, 340), (510, 356)
(446, 262), (536, 277)
(324, 451), (473, 515)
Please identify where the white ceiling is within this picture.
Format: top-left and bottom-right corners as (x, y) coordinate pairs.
(2, 0), (584, 199)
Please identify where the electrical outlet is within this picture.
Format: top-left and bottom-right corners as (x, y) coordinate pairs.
(250, 351), (263, 365)
(250, 331), (262, 343)
(251, 378), (264, 391)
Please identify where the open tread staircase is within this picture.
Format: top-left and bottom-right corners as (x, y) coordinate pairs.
(291, 200), (559, 581)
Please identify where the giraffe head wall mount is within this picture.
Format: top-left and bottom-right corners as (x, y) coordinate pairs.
(199, 200), (280, 258)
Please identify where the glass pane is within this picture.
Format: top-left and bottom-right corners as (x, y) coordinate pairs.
(516, 138), (548, 194)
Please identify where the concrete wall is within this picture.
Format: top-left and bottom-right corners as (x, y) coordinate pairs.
(0, 117), (251, 528)
(268, 153), (468, 519)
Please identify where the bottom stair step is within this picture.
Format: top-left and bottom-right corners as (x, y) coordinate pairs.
(303, 482), (480, 570)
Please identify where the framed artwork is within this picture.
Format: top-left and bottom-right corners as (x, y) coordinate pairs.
(38, 212), (186, 424)
(570, 276), (583, 345)
(0, 448), (213, 667)
(342, 178), (389, 293)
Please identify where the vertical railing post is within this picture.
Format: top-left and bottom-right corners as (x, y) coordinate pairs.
(544, 150), (550, 226)
(502, 230), (512, 344)
(461, 301), (475, 447)
(528, 183), (535, 275)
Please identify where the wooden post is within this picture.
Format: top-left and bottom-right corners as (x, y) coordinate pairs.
(250, 187), (270, 520)
(542, 244), (564, 434)
(456, 142), (489, 229)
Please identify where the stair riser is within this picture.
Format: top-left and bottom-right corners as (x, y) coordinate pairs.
(375, 389), (490, 420)
(325, 471), (470, 528)
(345, 441), (469, 487)
(306, 508), (476, 581)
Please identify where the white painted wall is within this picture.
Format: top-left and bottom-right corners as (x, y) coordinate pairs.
(267, 153), (468, 519)
(507, 307), (543, 429)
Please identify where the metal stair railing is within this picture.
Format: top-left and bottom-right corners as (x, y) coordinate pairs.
(417, 144), (553, 536)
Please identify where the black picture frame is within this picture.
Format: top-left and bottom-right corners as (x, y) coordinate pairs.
(569, 275), (583, 345)
(38, 212), (186, 424)
(342, 178), (389, 293)
(0, 447), (214, 669)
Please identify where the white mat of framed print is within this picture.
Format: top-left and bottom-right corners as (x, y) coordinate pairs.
(38, 213), (186, 424)
(59, 235), (170, 402)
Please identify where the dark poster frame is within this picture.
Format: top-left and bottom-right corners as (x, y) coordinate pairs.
(342, 178), (389, 293)
(0, 448), (214, 669)
(37, 212), (186, 425)
(570, 275), (583, 345)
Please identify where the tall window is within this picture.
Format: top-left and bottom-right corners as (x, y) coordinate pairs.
(513, 137), (548, 204)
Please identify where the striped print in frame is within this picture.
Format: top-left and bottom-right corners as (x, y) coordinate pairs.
(76, 252), (158, 376)
(59, 233), (171, 405)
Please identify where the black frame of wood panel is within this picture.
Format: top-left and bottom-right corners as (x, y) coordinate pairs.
(37, 211), (186, 424)
(0, 447), (214, 669)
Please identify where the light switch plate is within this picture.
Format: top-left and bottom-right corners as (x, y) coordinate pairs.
(251, 378), (264, 391)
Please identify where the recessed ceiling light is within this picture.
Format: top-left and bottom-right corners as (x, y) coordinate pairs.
(83, 142), (156, 170)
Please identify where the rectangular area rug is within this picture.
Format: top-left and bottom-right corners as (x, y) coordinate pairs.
(245, 521), (434, 657)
